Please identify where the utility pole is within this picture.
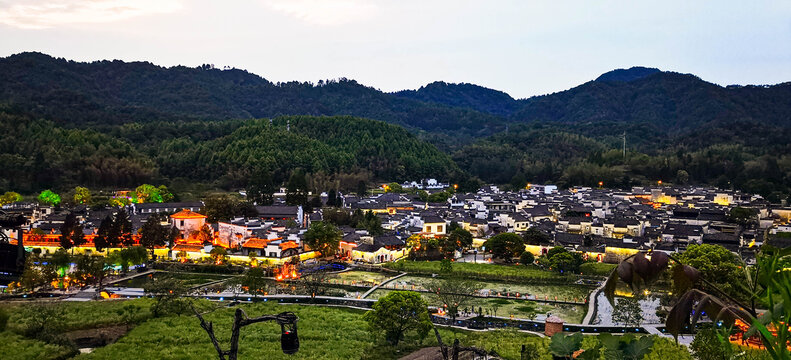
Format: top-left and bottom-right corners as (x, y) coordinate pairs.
(622, 131), (626, 159)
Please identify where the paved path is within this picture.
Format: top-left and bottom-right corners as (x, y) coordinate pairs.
(581, 281), (607, 325)
(361, 272), (406, 298)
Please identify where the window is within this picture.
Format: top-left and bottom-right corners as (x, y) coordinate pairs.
(426, 225), (432, 232)
(437, 225), (443, 233)
(180, 220), (184, 227)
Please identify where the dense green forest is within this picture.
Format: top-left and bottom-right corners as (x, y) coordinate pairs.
(0, 109), (460, 194)
(1, 53), (791, 201)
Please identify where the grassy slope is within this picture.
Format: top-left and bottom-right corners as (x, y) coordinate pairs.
(1, 298), (691, 360)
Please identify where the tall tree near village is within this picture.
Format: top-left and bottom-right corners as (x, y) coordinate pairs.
(303, 221), (342, 257)
(93, 215), (113, 252)
(59, 212), (86, 252)
(140, 214), (178, 257)
(286, 168), (308, 207)
(247, 165), (275, 205)
(114, 208), (134, 247)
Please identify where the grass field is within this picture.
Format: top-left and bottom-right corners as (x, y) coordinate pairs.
(0, 299), (692, 360)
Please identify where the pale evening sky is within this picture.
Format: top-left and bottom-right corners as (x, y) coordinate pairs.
(0, 0), (789, 98)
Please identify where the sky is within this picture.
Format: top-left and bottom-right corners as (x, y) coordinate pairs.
(0, 0), (790, 98)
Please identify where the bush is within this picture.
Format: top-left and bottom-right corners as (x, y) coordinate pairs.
(579, 262), (616, 276)
(519, 252), (535, 266)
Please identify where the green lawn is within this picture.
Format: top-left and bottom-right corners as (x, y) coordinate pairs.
(2, 299), (155, 332)
(0, 331), (76, 360)
(384, 260), (578, 283)
(579, 262), (617, 276)
(0, 299), (691, 360)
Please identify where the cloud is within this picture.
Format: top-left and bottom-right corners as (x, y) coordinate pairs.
(0, 0), (183, 29)
(263, 0), (378, 26)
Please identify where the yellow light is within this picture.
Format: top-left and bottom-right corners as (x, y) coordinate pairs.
(598, 181), (604, 187)
(657, 180), (662, 185)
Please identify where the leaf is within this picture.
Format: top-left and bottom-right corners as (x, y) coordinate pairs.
(633, 253), (650, 280)
(665, 290), (698, 339)
(549, 333), (583, 357)
(672, 264), (697, 294)
(604, 267), (619, 306)
(576, 344), (601, 360)
(617, 261), (635, 286)
(648, 251), (669, 278)
(622, 336), (654, 360)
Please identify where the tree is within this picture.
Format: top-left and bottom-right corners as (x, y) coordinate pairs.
(134, 184), (170, 203)
(677, 244), (743, 298)
(240, 267), (269, 297)
(74, 255), (108, 290)
(676, 170), (690, 185)
(303, 221), (341, 256)
(727, 207), (757, 226)
(210, 247), (229, 265)
(37, 190), (61, 206)
(326, 189), (338, 207)
(286, 169), (308, 206)
(94, 215), (114, 252)
(356, 210), (383, 236)
(203, 193), (245, 223)
(482, 233), (524, 262)
(548, 251), (584, 273)
(363, 291), (432, 346)
(73, 187), (91, 205)
(424, 277), (479, 322)
(385, 182), (403, 193)
(297, 266), (332, 299)
(690, 328), (735, 360)
(116, 304), (142, 331)
(356, 180), (367, 196)
(522, 227), (550, 245)
(59, 212), (86, 251)
(247, 166), (275, 205)
(445, 227), (473, 254)
(612, 297), (643, 326)
(143, 273), (190, 317)
(0, 191), (22, 206)
(140, 214), (178, 257)
(520, 251), (535, 266)
(114, 208), (134, 247)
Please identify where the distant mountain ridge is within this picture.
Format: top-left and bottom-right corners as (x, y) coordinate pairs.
(2, 52), (791, 200)
(595, 66), (661, 82)
(393, 81), (519, 116)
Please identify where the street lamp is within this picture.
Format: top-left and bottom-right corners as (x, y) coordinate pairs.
(278, 312), (299, 354)
(193, 306), (300, 359)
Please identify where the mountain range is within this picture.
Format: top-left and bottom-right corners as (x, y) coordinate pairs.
(1, 52), (790, 202)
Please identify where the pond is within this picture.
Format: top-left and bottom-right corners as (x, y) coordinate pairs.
(378, 275), (593, 302)
(591, 292), (662, 325)
(366, 288), (589, 324)
(112, 272), (233, 288)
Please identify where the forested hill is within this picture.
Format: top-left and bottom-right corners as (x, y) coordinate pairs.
(0, 52), (503, 139)
(392, 81), (519, 116)
(0, 109), (461, 193)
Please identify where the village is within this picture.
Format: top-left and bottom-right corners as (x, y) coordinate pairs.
(3, 180), (787, 267)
